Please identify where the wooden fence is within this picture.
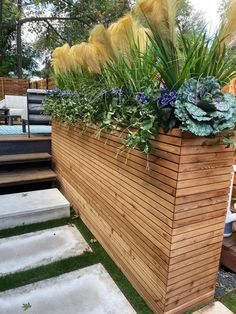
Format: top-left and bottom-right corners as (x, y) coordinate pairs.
(1, 76), (235, 101)
(29, 78), (55, 90)
(0, 77), (28, 100)
(29, 77), (236, 95)
(52, 122), (235, 314)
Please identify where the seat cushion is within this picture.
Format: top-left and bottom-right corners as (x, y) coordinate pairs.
(5, 95), (27, 109)
(0, 99), (6, 108)
(28, 103), (44, 114)
(9, 109), (27, 120)
(28, 114), (51, 123)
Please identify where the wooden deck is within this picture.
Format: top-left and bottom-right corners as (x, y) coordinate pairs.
(0, 134), (51, 142)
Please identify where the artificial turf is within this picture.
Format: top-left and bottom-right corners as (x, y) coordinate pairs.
(221, 291), (236, 313)
(0, 214), (152, 314)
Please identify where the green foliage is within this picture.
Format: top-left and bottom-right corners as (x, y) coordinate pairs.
(33, 0), (131, 57)
(0, 0), (17, 76)
(97, 89), (159, 154)
(175, 77), (236, 136)
(150, 27), (236, 90)
(0, 43), (38, 77)
(221, 291), (236, 313)
(22, 303), (31, 311)
(102, 46), (158, 93)
(177, 0), (206, 34)
(46, 47), (162, 154)
(46, 1), (236, 154)
(0, 0), (39, 77)
(44, 86), (160, 154)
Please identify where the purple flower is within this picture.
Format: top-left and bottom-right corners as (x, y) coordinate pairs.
(47, 89), (60, 96)
(48, 89), (78, 99)
(159, 90), (178, 108)
(136, 92), (149, 104)
(160, 86), (168, 91)
(111, 89), (124, 96)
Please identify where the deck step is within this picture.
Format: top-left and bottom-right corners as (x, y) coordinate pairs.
(0, 153), (51, 165)
(0, 188), (70, 230)
(0, 167), (56, 187)
(0, 136), (51, 155)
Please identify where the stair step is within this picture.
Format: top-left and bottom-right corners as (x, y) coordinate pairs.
(0, 167), (56, 187)
(0, 136), (51, 155)
(0, 188), (70, 230)
(0, 225), (90, 276)
(0, 264), (136, 314)
(0, 153), (51, 165)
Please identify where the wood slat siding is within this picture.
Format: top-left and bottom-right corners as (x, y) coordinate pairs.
(52, 122), (235, 314)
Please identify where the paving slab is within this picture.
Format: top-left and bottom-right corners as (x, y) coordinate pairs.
(0, 263), (136, 314)
(0, 188), (70, 230)
(0, 224), (91, 276)
(193, 301), (233, 313)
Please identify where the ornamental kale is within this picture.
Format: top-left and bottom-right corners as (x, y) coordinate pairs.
(175, 77), (236, 136)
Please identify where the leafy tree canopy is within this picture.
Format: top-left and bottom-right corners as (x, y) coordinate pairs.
(0, 0), (205, 78)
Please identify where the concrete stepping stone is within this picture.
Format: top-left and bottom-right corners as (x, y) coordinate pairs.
(0, 224), (91, 276)
(193, 301), (233, 313)
(0, 188), (70, 230)
(0, 263), (136, 314)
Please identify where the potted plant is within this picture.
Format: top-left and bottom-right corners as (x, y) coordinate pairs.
(45, 1), (236, 313)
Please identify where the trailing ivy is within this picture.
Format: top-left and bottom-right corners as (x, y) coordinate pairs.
(45, 87), (161, 154)
(44, 76), (236, 154)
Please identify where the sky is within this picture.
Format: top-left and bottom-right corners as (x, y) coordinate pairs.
(190, 0), (222, 32)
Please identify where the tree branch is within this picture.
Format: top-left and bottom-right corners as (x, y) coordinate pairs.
(45, 20), (67, 42)
(2, 16), (89, 28)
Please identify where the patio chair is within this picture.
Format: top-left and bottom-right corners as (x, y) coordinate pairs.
(22, 89), (51, 137)
(0, 95), (27, 124)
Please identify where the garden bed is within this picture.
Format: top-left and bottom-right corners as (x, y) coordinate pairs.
(52, 121), (235, 314)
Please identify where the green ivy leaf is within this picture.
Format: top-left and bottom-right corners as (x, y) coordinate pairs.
(22, 303), (31, 311)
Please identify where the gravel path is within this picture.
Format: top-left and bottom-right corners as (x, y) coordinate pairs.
(215, 268), (236, 299)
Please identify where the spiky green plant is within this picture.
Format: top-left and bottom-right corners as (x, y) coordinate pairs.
(102, 45), (159, 94)
(133, 0), (236, 89)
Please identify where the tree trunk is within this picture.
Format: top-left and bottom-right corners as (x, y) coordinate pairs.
(16, 21), (22, 78)
(0, 0), (3, 26)
(16, 0), (23, 78)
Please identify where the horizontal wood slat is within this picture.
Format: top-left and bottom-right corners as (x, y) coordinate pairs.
(52, 122), (234, 314)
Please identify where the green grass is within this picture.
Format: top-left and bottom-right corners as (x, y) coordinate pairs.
(0, 215), (152, 314)
(221, 291), (236, 313)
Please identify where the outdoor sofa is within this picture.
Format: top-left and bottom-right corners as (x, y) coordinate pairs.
(0, 95), (27, 122)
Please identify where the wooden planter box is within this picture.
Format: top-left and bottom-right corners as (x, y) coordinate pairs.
(52, 121), (235, 314)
